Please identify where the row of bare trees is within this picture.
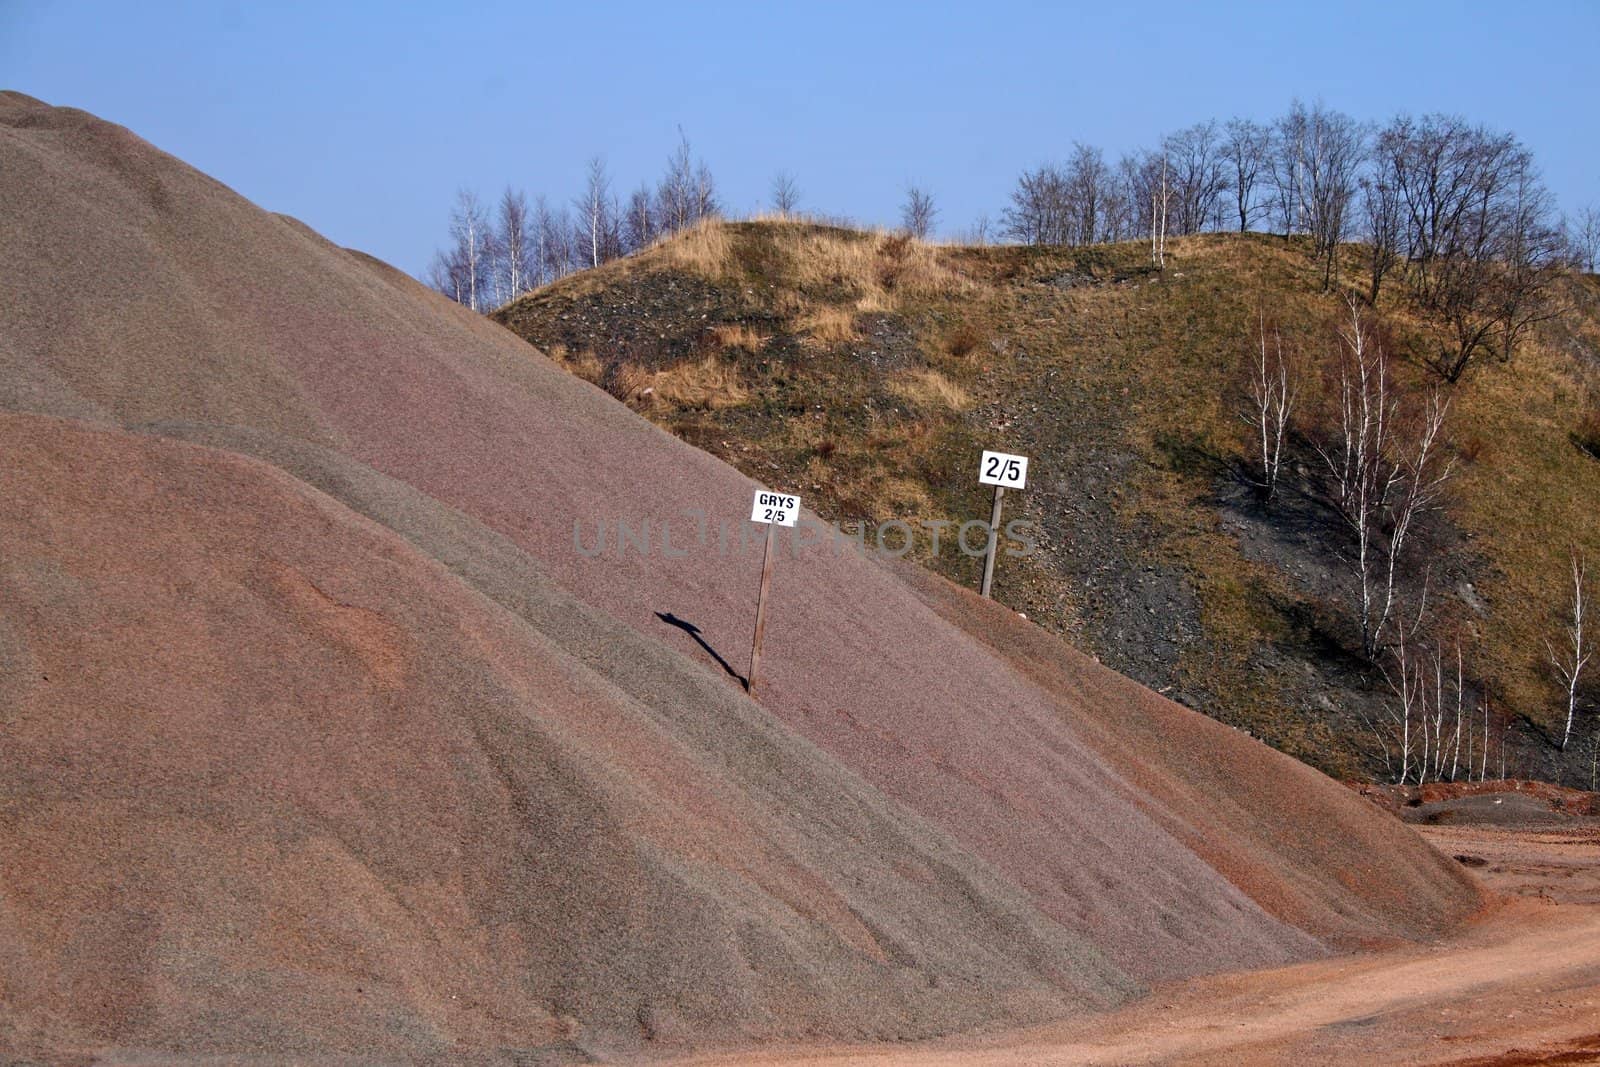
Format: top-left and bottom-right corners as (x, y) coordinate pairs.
(429, 135), (719, 311)
(1001, 104), (1372, 264)
(1005, 104), (1582, 378)
(1241, 302), (1596, 782)
(1369, 631), (1509, 787)
(1244, 302), (1453, 659)
(1372, 551), (1594, 785)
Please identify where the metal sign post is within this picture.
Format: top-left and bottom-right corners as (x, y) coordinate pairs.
(747, 489), (799, 695)
(977, 450), (1028, 598)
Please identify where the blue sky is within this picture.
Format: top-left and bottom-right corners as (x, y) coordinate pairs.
(5, 0), (1597, 276)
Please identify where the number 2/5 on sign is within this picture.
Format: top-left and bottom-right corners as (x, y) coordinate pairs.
(976, 451), (1028, 597)
(979, 451), (1027, 489)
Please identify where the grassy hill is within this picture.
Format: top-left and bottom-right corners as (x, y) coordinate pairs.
(496, 220), (1600, 784)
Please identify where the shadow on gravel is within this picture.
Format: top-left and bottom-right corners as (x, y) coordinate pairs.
(656, 611), (748, 689)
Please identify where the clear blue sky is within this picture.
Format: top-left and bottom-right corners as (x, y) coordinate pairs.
(5, 0), (1597, 276)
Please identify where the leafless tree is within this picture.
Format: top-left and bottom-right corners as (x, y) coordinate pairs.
(693, 158), (719, 222)
(1002, 165), (1068, 245)
(901, 184), (938, 240)
(1480, 693), (1492, 781)
(1493, 153), (1567, 362)
(1368, 592), (1480, 786)
(1064, 143), (1112, 244)
(1163, 121), (1229, 236)
(1572, 204), (1600, 272)
(771, 170), (800, 216)
(426, 248), (464, 306)
(531, 195), (562, 285)
(1151, 152), (1171, 268)
(1371, 590), (1431, 784)
(575, 156), (622, 269)
(1241, 313), (1296, 500)
(658, 132), (696, 234)
(1360, 172), (1404, 304)
(623, 183), (656, 253)
(654, 131), (718, 234)
(1375, 114), (1564, 381)
(1269, 102), (1308, 238)
(1316, 300), (1454, 659)
(1548, 550), (1594, 751)
(433, 189), (492, 312)
(497, 187), (532, 300)
(1294, 104), (1367, 289)
(1223, 117), (1271, 232)
(962, 214), (992, 246)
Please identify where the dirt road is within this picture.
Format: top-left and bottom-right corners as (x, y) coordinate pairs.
(676, 824), (1600, 1066)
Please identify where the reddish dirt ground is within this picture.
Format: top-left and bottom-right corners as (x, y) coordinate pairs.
(673, 823), (1600, 1066)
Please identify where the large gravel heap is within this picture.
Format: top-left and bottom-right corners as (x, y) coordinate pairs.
(0, 92), (1479, 1064)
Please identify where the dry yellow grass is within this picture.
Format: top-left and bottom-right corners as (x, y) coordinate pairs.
(854, 291), (895, 313)
(545, 343), (605, 384)
(772, 227), (972, 305)
(888, 368), (973, 410)
(706, 323), (765, 352)
(797, 306), (857, 346)
(654, 218), (733, 276)
(613, 355), (747, 411)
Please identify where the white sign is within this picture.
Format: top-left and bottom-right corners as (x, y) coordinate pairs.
(751, 489), (801, 527)
(979, 450), (1028, 489)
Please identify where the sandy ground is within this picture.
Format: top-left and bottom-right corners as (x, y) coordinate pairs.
(674, 823), (1600, 1066)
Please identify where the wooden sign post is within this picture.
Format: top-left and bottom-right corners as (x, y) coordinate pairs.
(748, 488), (800, 695)
(977, 450), (1028, 598)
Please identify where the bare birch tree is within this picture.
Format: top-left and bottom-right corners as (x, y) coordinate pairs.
(623, 183), (656, 253)
(498, 187), (531, 300)
(1548, 550), (1594, 751)
(1152, 152), (1171, 268)
(531, 195), (563, 285)
(658, 134), (696, 234)
(576, 156), (615, 270)
(1372, 590), (1431, 784)
(444, 189), (491, 312)
(1241, 313), (1296, 500)
(1316, 300), (1454, 659)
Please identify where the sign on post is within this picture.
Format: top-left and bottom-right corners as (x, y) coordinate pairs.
(977, 451), (1027, 597)
(750, 490), (800, 527)
(747, 488), (801, 696)
(979, 450), (1028, 489)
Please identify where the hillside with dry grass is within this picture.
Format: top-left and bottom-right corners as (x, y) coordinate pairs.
(496, 220), (1600, 784)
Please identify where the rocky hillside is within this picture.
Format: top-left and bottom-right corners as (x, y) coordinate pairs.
(497, 220), (1600, 785)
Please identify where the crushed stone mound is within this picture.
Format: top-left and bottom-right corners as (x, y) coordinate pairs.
(0, 91), (1481, 1062)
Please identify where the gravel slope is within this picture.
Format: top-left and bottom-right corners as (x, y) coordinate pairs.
(0, 91), (1480, 1062)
